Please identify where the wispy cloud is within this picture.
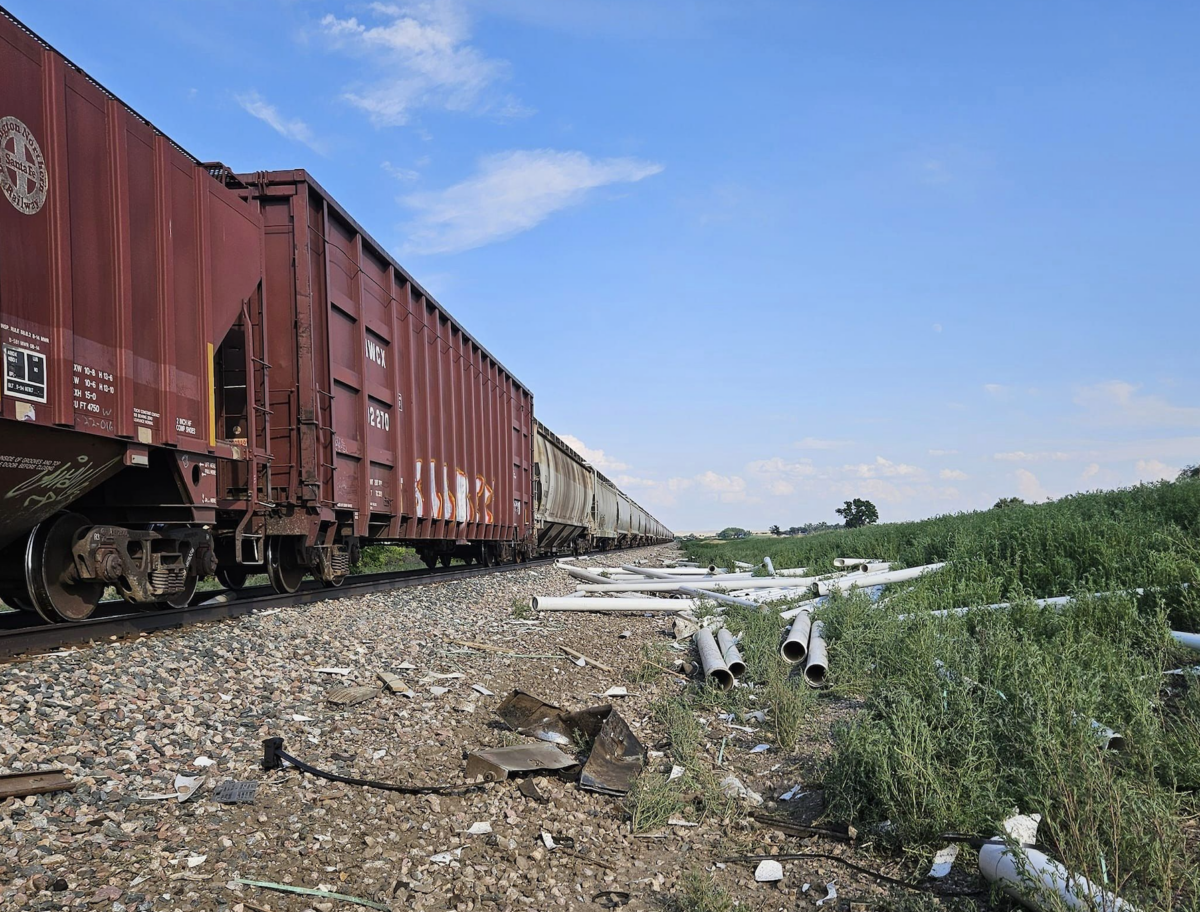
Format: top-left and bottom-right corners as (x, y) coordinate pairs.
(402, 149), (663, 254)
(1015, 468), (1051, 502)
(794, 437), (851, 450)
(1074, 380), (1200, 428)
(839, 456), (924, 480)
(320, 0), (528, 126)
(993, 450), (1071, 463)
(617, 470), (748, 506)
(983, 383), (1011, 399)
(236, 91), (326, 153)
(940, 468), (968, 480)
(928, 448), (958, 456)
(559, 434), (629, 472)
(1134, 459), (1177, 482)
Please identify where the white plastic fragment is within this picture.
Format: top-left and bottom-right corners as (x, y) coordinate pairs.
(372, 749), (387, 760)
(779, 784), (804, 801)
(815, 881), (838, 906)
(315, 667), (352, 675)
(754, 859), (783, 882)
(541, 832), (558, 850)
(979, 844), (1141, 911)
(668, 816), (699, 827)
(186, 855), (207, 868)
(472, 684), (494, 697)
(467, 822), (493, 835)
(430, 686), (449, 696)
(193, 757), (216, 768)
(750, 744), (771, 753)
(429, 848), (463, 865)
(929, 844), (959, 878)
(291, 714), (314, 722)
(603, 686), (630, 697)
(1002, 811), (1042, 845)
(175, 774), (203, 803)
(668, 765), (685, 781)
(745, 710), (767, 723)
(719, 775), (764, 806)
(802, 883), (811, 892)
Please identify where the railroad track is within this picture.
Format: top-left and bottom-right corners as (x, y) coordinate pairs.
(0, 557), (558, 660)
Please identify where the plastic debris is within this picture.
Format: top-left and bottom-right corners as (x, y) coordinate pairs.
(719, 775), (764, 806)
(750, 744), (771, 753)
(141, 773), (204, 803)
(291, 714), (314, 722)
(541, 832), (559, 850)
(186, 855), (206, 868)
(779, 784), (804, 801)
(211, 780), (258, 804)
(601, 686), (630, 697)
(315, 667), (352, 675)
(467, 821), (493, 835)
(929, 844), (959, 878)
(430, 848), (463, 865)
(745, 710), (767, 724)
(754, 859), (783, 883)
(668, 816), (699, 827)
(429, 686), (450, 696)
(816, 882), (838, 906)
(472, 684), (495, 697)
(668, 765), (685, 781)
(326, 685), (378, 707)
(193, 757), (216, 768)
(236, 879), (390, 911)
(372, 749), (387, 760)
(1002, 810), (1043, 845)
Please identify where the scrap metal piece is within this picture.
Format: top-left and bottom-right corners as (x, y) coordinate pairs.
(495, 691), (607, 746)
(211, 780), (259, 804)
(0, 768), (73, 800)
(580, 709), (644, 796)
(518, 778), (549, 803)
(465, 744), (578, 783)
(326, 685), (379, 706)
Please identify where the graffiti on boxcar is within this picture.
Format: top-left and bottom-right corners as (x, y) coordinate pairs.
(414, 459), (495, 524)
(456, 469), (468, 523)
(476, 475), (494, 524)
(4, 453), (119, 511)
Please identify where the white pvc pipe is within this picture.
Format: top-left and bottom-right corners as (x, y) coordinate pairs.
(780, 599), (821, 619)
(862, 561), (893, 574)
(978, 844), (1140, 912)
(717, 628), (746, 677)
(679, 586), (759, 609)
(1172, 630), (1200, 652)
(762, 556), (776, 577)
(532, 596), (697, 613)
(815, 563), (947, 596)
(560, 565), (619, 584)
(733, 561), (754, 570)
(833, 557), (871, 568)
(695, 628), (734, 690)
(803, 620), (828, 687)
(781, 610), (812, 664)
(578, 577), (811, 594)
(775, 567), (810, 577)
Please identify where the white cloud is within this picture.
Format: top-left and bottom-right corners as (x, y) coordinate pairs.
(1134, 459), (1177, 483)
(839, 456), (924, 479)
(695, 471), (747, 502)
(794, 437), (850, 450)
(983, 383), (1011, 399)
(617, 470), (746, 507)
(928, 448), (958, 456)
(558, 434), (629, 472)
(402, 149), (663, 254)
(1081, 463), (1100, 480)
(1015, 468), (1050, 502)
(993, 450), (1071, 463)
(320, 1), (528, 126)
(382, 160), (420, 181)
(940, 468), (968, 480)
(1074, 380), (1200, 428)
(236, 91), (325, 153)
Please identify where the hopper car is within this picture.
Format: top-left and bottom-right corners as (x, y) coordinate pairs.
(0, 8), (670, 623)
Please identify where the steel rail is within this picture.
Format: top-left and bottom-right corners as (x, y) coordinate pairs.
(0, 557), (560, 660)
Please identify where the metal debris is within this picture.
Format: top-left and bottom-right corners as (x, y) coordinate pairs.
(464, 744), (578, 782)
(325, 685), (379, 706)
(211, 780), (258, 804)
(579, 708), (644, 796)
(0, 768), (74, 800)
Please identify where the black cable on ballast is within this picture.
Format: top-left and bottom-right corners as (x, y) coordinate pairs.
(261, 737), (485, 796)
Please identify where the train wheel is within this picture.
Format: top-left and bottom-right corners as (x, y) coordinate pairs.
(216, 566), (249, 590)
(25, 513), (104, 623)
(163, 574), (198, 609)
(266, 536), (306, 595)
(322, 573), (346, 589)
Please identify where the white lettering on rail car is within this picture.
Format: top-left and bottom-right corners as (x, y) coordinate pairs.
(366, 338), (387, 368)
(0, 117), (48, 216)
(368, 405), (390, 431)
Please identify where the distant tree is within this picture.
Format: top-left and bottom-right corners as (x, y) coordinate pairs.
(717, 526), (749, 540)
(786, 526), (802, 536)
(992, 497), (1027, 509)
(836, 499), (879, 529)
(769, 524), (782, 536)
(1178, 464), (1200, 482)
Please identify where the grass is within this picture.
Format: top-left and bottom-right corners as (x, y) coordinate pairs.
(668, 869), (733, 912)
(510, 597), (534, 620)
(684, 477), (1200, 910)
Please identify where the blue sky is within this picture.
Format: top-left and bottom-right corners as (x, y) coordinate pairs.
(16, 0), (1199, 532)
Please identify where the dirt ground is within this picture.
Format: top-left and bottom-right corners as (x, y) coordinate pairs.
(1, 546), (983, 911)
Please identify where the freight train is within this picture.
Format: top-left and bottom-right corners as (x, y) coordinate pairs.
(0, 9), (670, 623)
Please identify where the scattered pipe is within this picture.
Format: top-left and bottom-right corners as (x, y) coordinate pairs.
(695, 628), (734, 690)
(560, 565), (620, 585)
(781, 610), (812, 664)
(803, 620), (828, 687)
(763, 556), (776, 577)
(978, 844), (1140, 912)
(717, 628), (746, 676)
(734, 561), (754, 570)
(1171, 630), (1200, 653)
(1089, 720), (1125, 751)
(678, 587), (759, 609)
(775, 567), (810, 577)
(815, 563), (947, 596)
(862, 561), (893, 574)
(579, 577), (810, 594)
(780, 599), (821, 619)
(620, 565), (677, 580)
(833, 557), (871, 568)
(531, 596), (697, 613)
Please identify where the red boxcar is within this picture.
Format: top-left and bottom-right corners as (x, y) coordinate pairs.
(231, 170), (536, 574)
(0, 9), (263, 620)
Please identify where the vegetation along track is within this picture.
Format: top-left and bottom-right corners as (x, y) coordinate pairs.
(0, 557), (559, 660)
